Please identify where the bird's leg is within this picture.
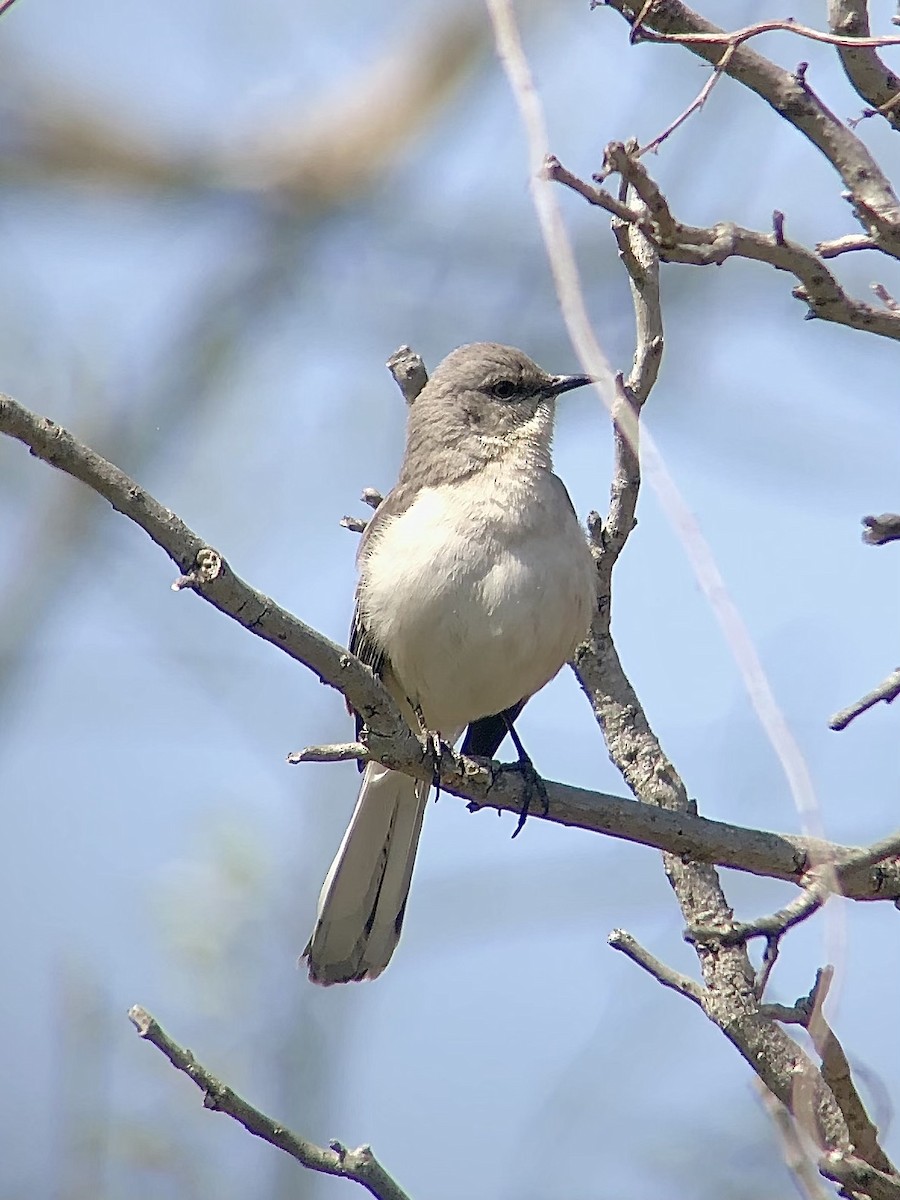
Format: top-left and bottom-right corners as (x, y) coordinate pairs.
(502, 714), (549, 838)
(412, 703), (443, 798)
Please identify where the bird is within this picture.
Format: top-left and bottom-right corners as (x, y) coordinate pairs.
(303, 342), (597, 984)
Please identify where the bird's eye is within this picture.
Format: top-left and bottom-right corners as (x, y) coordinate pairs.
(490, 379), (517, 400)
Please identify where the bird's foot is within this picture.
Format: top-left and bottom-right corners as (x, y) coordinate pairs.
(504, 724), (548, 838)
(413, 704), (444, 798)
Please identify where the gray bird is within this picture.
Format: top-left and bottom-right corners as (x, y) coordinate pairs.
(304, 342), (596, 984)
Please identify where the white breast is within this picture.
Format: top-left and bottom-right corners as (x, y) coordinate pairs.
(357, 465), (596, 732)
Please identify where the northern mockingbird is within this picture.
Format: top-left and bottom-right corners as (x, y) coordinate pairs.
(304, 342), (596, 984)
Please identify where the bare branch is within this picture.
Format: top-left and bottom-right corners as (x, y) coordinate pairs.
(820, 1152), (900, 1199)
(289, 743), (369, 764)
(873, 283), (900, 311)
(7, 390), (900, 898)
(816, 233), (880, 257)
(608, 929), (704, 1005)
(830, 668), (900, 729)
(341, 515), (369, 534)
(128, 1007), (411, 1200)
(386, 345), (428, 405)
(542, 155), (644, 223)
(595, 172), (662, 565)
(599, 1), (900, 254)
(626, 12), (900, 52)
(7, 381), (900, 918)
(638, 44), (736, 155)
(342, 347), (424, 535)
(829, 0), (900, 134)
(553, 147), (900, 341)
(690, 873), (833, 948)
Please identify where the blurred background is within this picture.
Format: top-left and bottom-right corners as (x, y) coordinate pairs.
(1, 1), (899, 1196)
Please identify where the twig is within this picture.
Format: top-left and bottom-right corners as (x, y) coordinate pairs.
(754, 935), (781, 999)
(386, 345), (428, 405)
(593, 172), (662, 566)
(127, 1007), (411, 1200)
(830, 669), (900, 730)
(625, 13), (900, 55)
(873, 283), (900, 312)
(689, 871), (834, 947)
(816, 233), (879, 258)
(288, 743), (369, 764)
(343, 349), (428, 532)
(756, 1080), (833, 1200)
(695, 829), (900, 945)
(542, 155), (645, 224)
(341, 515), (369, 534)
(608, 929), (704, 1004)
(553, 150), (900, 340)
(638, 43), (736, 155)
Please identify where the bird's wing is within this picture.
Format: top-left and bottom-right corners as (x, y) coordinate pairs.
(347, 481), (421, 758)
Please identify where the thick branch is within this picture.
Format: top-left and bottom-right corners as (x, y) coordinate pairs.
(829, 0), (900, 133)
(820, 1153), (900, 1199)
(128, 1007), (411, 1200)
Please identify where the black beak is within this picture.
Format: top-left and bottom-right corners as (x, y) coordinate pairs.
(547, 373), (594, 397)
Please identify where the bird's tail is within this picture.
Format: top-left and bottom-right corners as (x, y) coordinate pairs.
(304, 762), (429, 984)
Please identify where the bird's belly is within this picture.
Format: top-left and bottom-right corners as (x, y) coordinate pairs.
(359, 485), (595, 731)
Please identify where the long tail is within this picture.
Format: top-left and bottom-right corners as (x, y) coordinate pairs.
(303, 763), (429, 984)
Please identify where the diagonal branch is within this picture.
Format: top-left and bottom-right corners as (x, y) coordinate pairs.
(829, 0), (900, 133)
(830, 668), (900, 730)
(128, 1007), (411, 1200)
(599, 0), (900, 254)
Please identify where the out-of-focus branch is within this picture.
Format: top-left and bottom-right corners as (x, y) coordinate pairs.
(756, 1080), (834, 1200)
(547, 145), (900, 341)
(0, 219), (308, 719)
(762, 968), (897, 1191)
(804, 971), (894, 1176)
(128, 1007), (411, 1200)
(829, 0), (900, 133)
(599, 0), (900, 256)
(7, 389), (900, 899)
(2, 9), (489, 209)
